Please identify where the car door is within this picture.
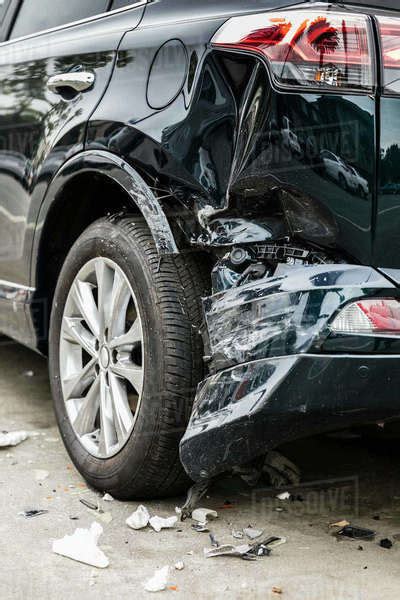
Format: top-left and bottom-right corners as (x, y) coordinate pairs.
(0, 0), (146, 288)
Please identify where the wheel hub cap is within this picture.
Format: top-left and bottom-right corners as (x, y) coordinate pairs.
(99, 346), (110, 370)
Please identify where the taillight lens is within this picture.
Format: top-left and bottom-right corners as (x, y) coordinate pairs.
(377, 16), (400, 95)
(211, 9), (374, 92)
(331, 299), (400, 335)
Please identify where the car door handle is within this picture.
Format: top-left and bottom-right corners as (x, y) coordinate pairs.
(47, 72), (95, 94)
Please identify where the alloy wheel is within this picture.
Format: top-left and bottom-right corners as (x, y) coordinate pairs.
(59, 257), (144, 458)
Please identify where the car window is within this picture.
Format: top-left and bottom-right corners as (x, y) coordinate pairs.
(10, 0), (109, 39)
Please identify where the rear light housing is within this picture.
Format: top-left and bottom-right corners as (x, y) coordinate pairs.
(211, 9), (374, 93)
(331, 299), (400, 336)
(377, 16), (400, 95)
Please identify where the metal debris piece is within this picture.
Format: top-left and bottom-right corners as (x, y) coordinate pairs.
(204, 543), (252, 558)
(52, 522), (109, 568)
(18, 509), (49, 519)
(380, 538), (393, 549)
(126, 505), (150, 530)
(276, 492), (291, 501)
(180, 480), (212, 520)
(337, 526), (376, 541)
(243, 527), (264, 540)
(149, 516), (178, 533)
(0, 431), (28, 448)
(192, 523), (209, 533)
(143, 566), (170, 592)
(174, 561), (185, 571)
(263, 450), (301, 487)
(192, 508), (218, 523)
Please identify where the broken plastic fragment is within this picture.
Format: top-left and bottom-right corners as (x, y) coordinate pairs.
(192, 523), (209, 533)
(243, 527), (263, 540)
(174, 561), (185, 571)
(204, 543), (252, 558)
(143, 566), (169, 592)
(209, 533), (219, 547)
(126, 505), (150, 530)
(192, 508), (218, 523)
(52, 522), (109, 568)
(232, 530), (244, 540)
(149, 515), (178, 533)
(80, 498), (101, 512)
(0, 431), (28, 447)
(337, 525), (375, 541)
(102, 493), (114, 502)
(379, 538), (393, 549)
(276, 492), (291, 501)
(18, 509), (49, 519)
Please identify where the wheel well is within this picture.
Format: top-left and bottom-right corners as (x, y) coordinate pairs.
(35, 171), (140, 353)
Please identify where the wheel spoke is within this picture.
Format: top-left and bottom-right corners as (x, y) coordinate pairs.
(71, 280), (100, 338)
(98, 373), (117, 455)
(110, 358), (143, 396)
(107, 270), (131, 339)
(62, 317), (97, 357)
(72, 377), (100, 436)
(95, 260), (113, 339)
(109, 318), (142, 350)
(63, 357), (97, 401)
(108, 372), (135, 442)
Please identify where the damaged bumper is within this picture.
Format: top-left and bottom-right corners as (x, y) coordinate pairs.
(180, 265), (400, 481)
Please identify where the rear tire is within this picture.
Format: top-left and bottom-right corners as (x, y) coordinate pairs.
(49, 215), (209, 498)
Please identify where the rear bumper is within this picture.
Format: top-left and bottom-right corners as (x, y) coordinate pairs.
(180, 265), (400, 481)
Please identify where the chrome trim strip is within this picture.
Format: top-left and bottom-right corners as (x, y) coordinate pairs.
(3, 1), (147, 47)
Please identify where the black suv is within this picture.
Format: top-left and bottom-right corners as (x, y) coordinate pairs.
(1, 0), (400, 498)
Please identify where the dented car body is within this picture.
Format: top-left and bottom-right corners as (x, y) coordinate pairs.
(1, 0), (400, 492)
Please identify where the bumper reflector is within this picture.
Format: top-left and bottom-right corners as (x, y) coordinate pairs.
(331, 299), (400, 335)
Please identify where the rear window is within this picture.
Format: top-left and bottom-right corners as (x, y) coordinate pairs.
(10, 0), (109, 39)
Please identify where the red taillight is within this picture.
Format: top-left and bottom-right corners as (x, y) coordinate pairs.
(377, 16), (400, 94)
(211, 9), (374, 92)
(331, 299), (400, 335)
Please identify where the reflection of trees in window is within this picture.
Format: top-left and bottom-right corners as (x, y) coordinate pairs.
(381, 144), (400, 185)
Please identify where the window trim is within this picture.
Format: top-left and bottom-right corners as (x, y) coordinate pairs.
(6, 0), (147, 45)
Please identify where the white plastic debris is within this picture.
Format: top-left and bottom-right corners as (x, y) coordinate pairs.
(143, 566), (170, 592)
(174, 561), (185, 571)
(204, 543), (252, 558)
(52, 522), (109, 568)
(34, 469), (49, 481)
(232, 529), (244, 540)
(192, 508), (218, 523)
(243, 527), (264, 540)
(149, 515), (178, 533)
(276, 492), (291, 501)
(102, 493), (114, 502)
(126, 505), (150, 530)
(0, 431), (28, 447)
